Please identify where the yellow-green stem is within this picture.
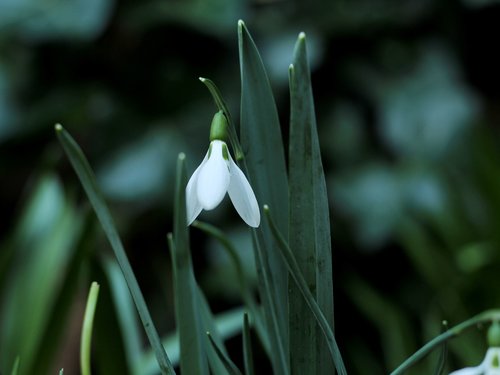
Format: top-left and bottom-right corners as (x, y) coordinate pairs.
(81, 282), (100, 375)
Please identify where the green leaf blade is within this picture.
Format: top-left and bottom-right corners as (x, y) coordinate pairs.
(206, 332), (243, 375)
(264, 206), (347, 375)
(288, 33), (335, 375)
(238, 20), (289, 375)
(243, 313), (255, 375)
(169, 153), (209, 375)
(80, 282), (100, 375)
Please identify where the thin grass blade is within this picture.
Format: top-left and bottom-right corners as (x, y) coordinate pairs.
(243, 313), (255, 375)
(81, 282), (100, 375)
(207, 332), (244, 375)
(55, 124), (174, 375)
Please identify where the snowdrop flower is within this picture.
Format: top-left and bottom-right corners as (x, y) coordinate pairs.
(449, 348), (500, 375)
(186, 111), (260, 227)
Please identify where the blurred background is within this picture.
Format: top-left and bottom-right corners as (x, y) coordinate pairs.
(1, 0), (500, 374)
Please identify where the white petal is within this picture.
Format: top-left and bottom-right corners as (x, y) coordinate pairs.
(484, 348), (500, 374)
(197, 140), (230, 210)
(185, 153), (207, 225)
(449, 348), (500, 375)
(227, 158), (260, 227)
(449, 366), (483, 375)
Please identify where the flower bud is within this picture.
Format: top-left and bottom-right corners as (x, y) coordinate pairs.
(209, 111), (229, 142)
(488, 321), (500, 347)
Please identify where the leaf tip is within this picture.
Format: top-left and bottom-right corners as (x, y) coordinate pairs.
(238, 19), (245, 28)
(54, 123), (63, 132)
(299, 31), (306, 40)
(199, 77), (206, 82)
(178, 152), (186, 161)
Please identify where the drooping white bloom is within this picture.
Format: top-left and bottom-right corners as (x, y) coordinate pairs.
(186, 139), (260, 227)
(449, 348), (500, 375)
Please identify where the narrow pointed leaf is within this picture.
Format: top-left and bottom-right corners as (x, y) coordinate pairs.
(243, 313), (255, 375)
(81, 282), (100, 375)
(264, 206), (347, 375)
(207, 332), (243, 375)
(54, 124), (174, 375)
(169, 153), (209, 375)
(289, 33), (335, 375)
(238, 20), (289, 375)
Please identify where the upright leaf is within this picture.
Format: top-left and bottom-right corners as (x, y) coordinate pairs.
(243, 313), (255, 375)
(288, 33), (334, 374)
(81, 282), (100, 375)
(238, 20), (289, 375)
(169, 153), (209, 375)
(264, 206), (347, 375)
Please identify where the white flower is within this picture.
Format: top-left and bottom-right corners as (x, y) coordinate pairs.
(186, 139), (260, 227)
(450, 348), (500, 375)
